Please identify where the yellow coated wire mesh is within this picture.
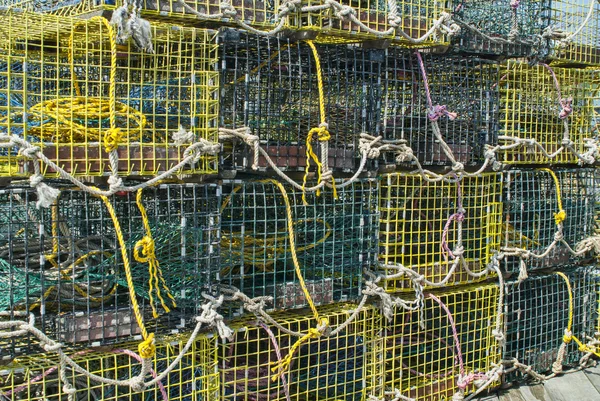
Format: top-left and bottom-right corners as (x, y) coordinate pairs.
(381, 283), (500, 401)
(0, 333), (219, 400)
(0, 10), (219, 178)
(498, 61), (599, 164)
(290, 0), (449, 46)
(550, 0), (600, 66)
(219, 304), (381, 401)
(379, 173), (503, 292)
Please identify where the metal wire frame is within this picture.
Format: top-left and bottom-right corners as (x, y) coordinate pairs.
(380, 283), (500, 401)
(503, 267), (598, 381)
(1, 0), (279, 30)
(218, 29), (382, 173)
(497, 61), (599, 164)
(219, 303), (381, 401)
(451, 0), (550, 58)
(0, 333), (219, 400)
(0, 10), (219, 178)
(0, 183), (220, 359)
(502, 169), (596, 273)
(288, 0), (450, 46)
(376, 50), (499, 167)
(379, 172), (503, 291)
(549, 0), (600, 66)
(220, 178), (379, 316)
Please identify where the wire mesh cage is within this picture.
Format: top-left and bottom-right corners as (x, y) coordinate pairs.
(503, 267), (598, 380)
(289, 0), (450, 46)
(0, 10), (219, 178)
(220, 178), (378, 314)
(219, 30), (382, 174)
(502, 169), (596, 273)
(549, 0), (600, 66)
(219, 303), (381, 401)
(0, 333), (219, 400)
(1, 0), (279, 31)
(381, 283), (500, 401)
(451, 0), (550, 58)
(377, 50), (499, 167)
(0, 184), (220, 359)
(498, 61), (598, 164)
(379, 173), (503, 292)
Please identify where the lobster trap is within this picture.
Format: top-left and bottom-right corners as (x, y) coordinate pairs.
(377, 50), (499, 167)
(451, 0), (550, 58)
(0, 333), (219, 400)
(379, 283), (500, 401)
(549, 0), (600, 66)
(498, 61), (598, 164)
(0, 10), (219, 178)
(219, 303), (381, 401)
(289, 0), (450, 46)
(0, 183), (220, 359)
(219, 30), (381, 174)
(379, 173), (503, 291)
(502, 169), (596, 273)
(220, 178), (378, 314)
(503, 267), (598, 380)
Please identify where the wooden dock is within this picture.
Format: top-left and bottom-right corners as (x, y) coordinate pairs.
(477, 365), (600, 401)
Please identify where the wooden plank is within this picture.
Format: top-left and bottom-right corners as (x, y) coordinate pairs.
(498, 388), (527, 401)
(583, 365), (600, 393)
(476, 393), (500, 401)
(517, 383), (553, 401)
(543, 371), (599, 401)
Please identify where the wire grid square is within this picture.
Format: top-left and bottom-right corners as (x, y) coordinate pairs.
(0, 10), (219, 178)
(1, 0), (279, 29)
(502, 169), (596, 273)
(377, 50), (499, 167)
(452, 0), (550, 58)
(503, 267), (599, 381)
(219, 303), (382, 401)
(379, 173), (503, 291)
(549, 0), (600, 66)
(498, 61), (599, 164)
(381, 283), (500, 401)
(0, 184), (220, 359)
(220, 178), (379, 315)
(0, 333), (219, 400)
(289, 0), (449, 46)
(219, 30), (382, 173)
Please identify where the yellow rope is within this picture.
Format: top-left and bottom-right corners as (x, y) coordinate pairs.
(270, 325), (326, 381)
(554, 272), (573, 342)
(134, 188), (177, 318)
(301, 40), (337, 205)
(539, 168), (566, 225)
(99, 193), (155, 359)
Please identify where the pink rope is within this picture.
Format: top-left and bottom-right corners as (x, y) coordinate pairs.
(539, 63), (573, 120)
(414, 52), (458, 122)
(112, 349), (169, 401)
(441, 177), (464, 260)
(510, 0), (520, 9)
(259, 322), (291, 401)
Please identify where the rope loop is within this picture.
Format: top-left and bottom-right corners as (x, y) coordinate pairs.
(428, 104), (458, 121)
(134, 236), (156, 263)
(104, 127), (123, 152)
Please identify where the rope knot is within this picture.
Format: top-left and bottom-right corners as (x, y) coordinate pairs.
(219, 2), (238, 18)
(130, 377), (146, 393)
(395, 141), (414, 163)
(317, 124), (330, 141)
(492, 329), (505, 344)
(107, 175), (123, 192)
(561, 138), (573, 147)
(428, 105), (458, 121)
(563, 329), (573, 344)
(19, 144), (41, 159)
(134, 236), (156, 263)
(104, 127), (123, 152)
(554, 209), (566, 225)
(29, 174), (60, 209)
(172, 125), (195, 146)
(335, 5), (356, 20)
(358, 135), (383, 159)
(62, 382), (77, 395)
(510, 0), (520, 8)
(138, 333), (156, 359)
(554, 229), (565, 242)
(278, 0), (301, 15)
(452, 162), (464, 172)
(559, 97), (573, 119)
(271, 324), (326, 381)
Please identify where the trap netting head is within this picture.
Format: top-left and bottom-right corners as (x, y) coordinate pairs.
(219, 30), (381, 173)
(0, 333), (219, 400)
(502, 168), (596, 273)
(377, 50), (499, 167)
(0, 184), (220, 358)
(549, 0), (600, 66)
(498, 61), (598, 164)
(379, 173), (503, 291)
(451, 0), (550, 58)
(381, 283), (500, 401)
(219, 303), (381, 401)
(0, 10), (219, 178)
(220, 178), (378, 314)
(290, 0), (450, 46)
(503, 267), (598, 380)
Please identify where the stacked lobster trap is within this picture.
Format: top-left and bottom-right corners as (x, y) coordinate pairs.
(0, 0), (599, 399)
